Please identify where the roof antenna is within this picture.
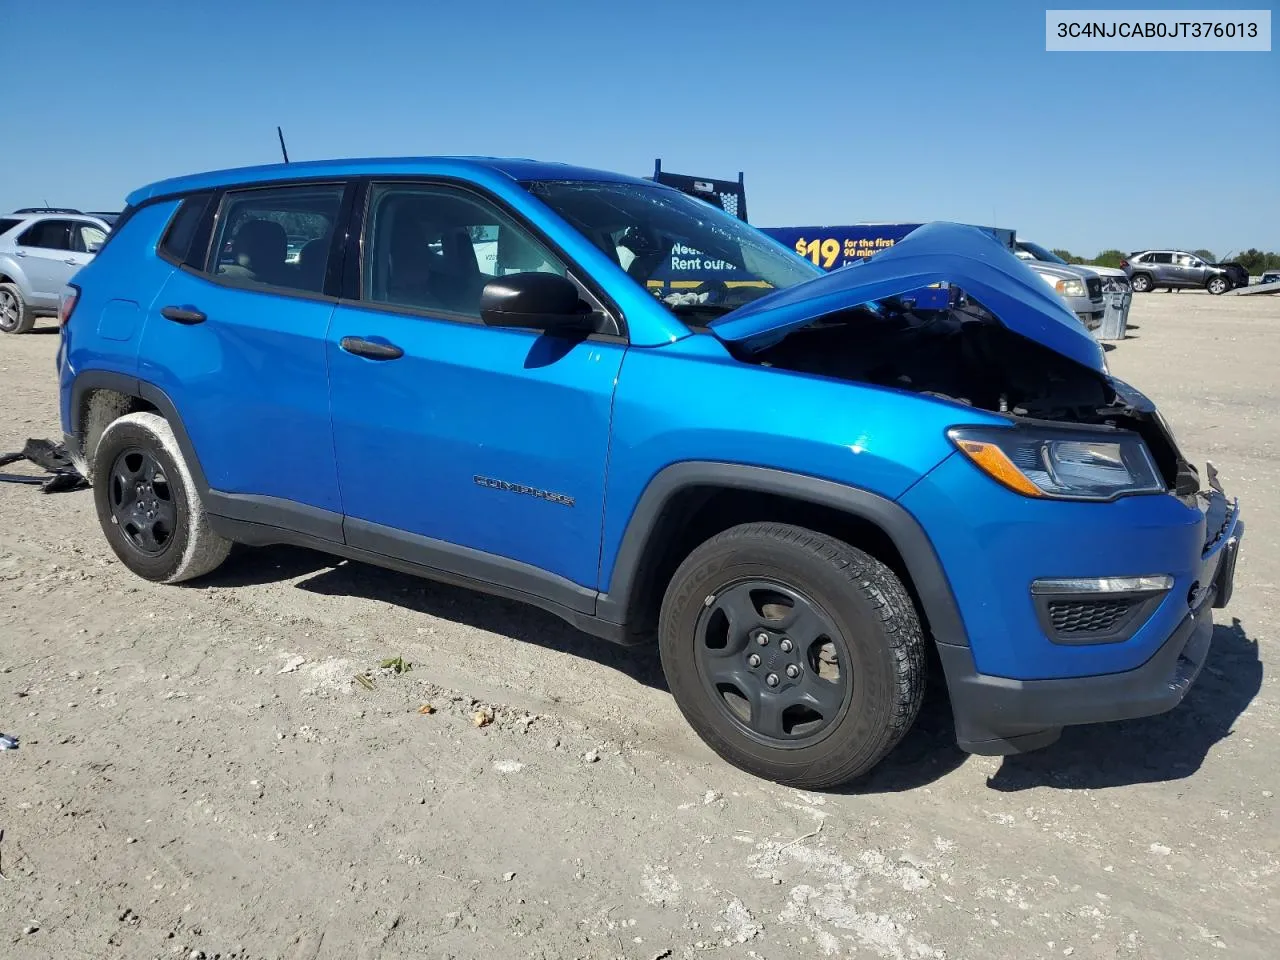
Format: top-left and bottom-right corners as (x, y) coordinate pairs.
(277, 126), (290, 164)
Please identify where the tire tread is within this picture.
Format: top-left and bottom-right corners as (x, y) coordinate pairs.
(660, 521), (926, 789)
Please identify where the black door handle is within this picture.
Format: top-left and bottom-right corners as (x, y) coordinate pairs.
(340, 337), (404, 361)
(160, 305), (206, 325)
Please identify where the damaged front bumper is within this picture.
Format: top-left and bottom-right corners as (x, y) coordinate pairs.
(938, 479), (1243, 756)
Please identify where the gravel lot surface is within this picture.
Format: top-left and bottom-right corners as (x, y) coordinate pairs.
(1, 291), (1277, 959)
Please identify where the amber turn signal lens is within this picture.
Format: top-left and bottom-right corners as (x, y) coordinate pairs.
(954, 440), (1045, 498)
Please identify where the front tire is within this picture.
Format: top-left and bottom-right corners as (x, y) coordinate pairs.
(1207, 276), (1229, 295)
(1130, 273), (1153, 293)
(658, 522), (925, 789)
(0, 283), (35, 334)
(93, 412), (231, 583)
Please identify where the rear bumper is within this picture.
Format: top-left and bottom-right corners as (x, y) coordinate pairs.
(941, 512), (1242, 755)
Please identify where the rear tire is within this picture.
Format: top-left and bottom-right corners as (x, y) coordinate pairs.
(658, 522), (925, 789)
(92, 412), (231, 583)
(0, 283), (35, 334)
(1130, 273), (1152, 293)
(1206, 276), (1229, 295)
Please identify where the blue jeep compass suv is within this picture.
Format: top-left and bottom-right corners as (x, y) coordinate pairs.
(56, 157), (1243, 788)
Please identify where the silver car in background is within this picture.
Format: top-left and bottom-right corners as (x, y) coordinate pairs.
(1013, 241), (1106, 330)
(1016, 240), (1131, 293)
(0, 209), (112, 334)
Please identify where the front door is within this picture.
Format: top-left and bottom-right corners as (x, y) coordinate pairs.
(326, 181), (625, 593)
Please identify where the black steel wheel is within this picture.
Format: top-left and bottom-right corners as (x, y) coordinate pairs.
(693, 579), (852, 747)
(93, 412), (230, 583)
(107, 447), (177, 556)
(660, 522), (926, 789)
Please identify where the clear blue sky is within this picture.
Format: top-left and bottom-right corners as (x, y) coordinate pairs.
(3, 0), (1275, 256)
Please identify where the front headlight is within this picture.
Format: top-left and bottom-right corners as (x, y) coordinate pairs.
(1054, 278), (1087, 298)
(949, 426), (1165, 500)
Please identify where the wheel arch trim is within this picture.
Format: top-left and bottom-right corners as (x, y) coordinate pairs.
(597, 461), (969, 647)
(69, 370), (210, 491)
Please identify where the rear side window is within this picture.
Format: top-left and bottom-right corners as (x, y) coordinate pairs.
(17, 219), (74, 251)
(74, 222), (108, 254)
(0, 217), (21, 237)
(210, 184), (344, 294)
(159, 193), (213, 266)
(1151, 252), (1173, 264)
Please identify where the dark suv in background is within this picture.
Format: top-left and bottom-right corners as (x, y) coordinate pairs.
(1122, 250), (1245, 295)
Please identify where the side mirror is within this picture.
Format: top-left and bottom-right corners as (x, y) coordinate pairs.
(479, 272), (594, 334)
(86, 242), (102, 254)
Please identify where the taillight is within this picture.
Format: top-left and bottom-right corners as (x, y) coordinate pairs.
(58, 285), (80, 327)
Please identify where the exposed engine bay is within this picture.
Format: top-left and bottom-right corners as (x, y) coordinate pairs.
(744, 294), (1198, 495)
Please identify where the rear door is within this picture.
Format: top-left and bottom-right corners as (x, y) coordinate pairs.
(325, 179), (625, 593)
(13, 219), (78, 305)
(1148, 251), (1175, 286)
(137, 182), (351, 529)
(65, 219), (107, 276)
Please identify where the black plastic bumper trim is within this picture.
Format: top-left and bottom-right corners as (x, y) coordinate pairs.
(940, 587), (1215, 756)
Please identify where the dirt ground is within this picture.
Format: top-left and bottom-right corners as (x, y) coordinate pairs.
(1, 291), (1277, 960)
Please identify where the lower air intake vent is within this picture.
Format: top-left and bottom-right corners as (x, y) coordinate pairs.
(1048, 598), (1135, 634)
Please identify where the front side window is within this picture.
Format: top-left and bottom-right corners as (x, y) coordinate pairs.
(525, 179), (822, 319)
(17, 219), (74, 251)
(210, 184), (343, 293)
(363, 182), (566, 318)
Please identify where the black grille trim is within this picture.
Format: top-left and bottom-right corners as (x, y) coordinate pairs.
(1034, 590), (1167, 645)
(1049, 599), (1134, 634)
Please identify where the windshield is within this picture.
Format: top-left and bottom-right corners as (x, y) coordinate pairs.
(525, 179), (822, 316)
(1018, 241), (1067, 265)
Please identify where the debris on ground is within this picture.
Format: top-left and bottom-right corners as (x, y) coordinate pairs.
(0, 733), (18, 751)
(0, 439), (88, 493)
(472, 708), (494, 728)
(380, 656), (413, 675)
(583, 748), (600, 764)
(277, 657), (306, 675)
(417, 703), (435, 715)
(354, 672), (375, 690)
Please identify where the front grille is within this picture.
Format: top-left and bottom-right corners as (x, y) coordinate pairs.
(1048, 598), (1135, 634)
(1086, 277), (1102, 299)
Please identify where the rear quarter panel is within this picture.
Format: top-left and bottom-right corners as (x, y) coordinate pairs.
(59, 200), (182, 434)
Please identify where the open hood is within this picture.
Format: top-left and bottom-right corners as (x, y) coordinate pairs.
(710, 222), (1106, 372)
